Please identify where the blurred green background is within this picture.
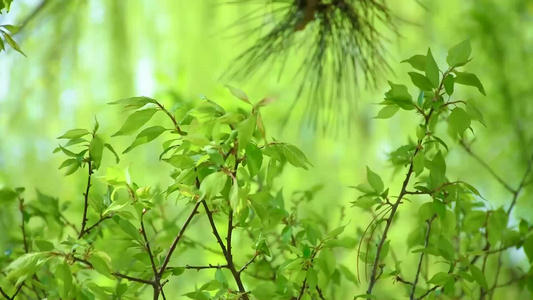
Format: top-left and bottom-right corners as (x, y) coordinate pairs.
(1, 0), (532, 298)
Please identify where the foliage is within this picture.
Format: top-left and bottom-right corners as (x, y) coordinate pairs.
(354, 40), (533, 299)
(0, 0), (24, 56)
(0, 89), (357, 299)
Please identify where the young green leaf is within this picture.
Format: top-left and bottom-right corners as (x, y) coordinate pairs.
(89, 134), (105, 169)
(375, 105), (399, 119)
(454, 72), (486, 95)
(123, 126), (167, 153)
(200, 172), (228, 199)
(57, 129), (91, 139)
(226, 85), (250, 104)
(366, 166), (384, 193)
(408, 72), (434, 91)
(112, 108), (158, 136)
(469, 265), (488, 289)
(425, 48), (439, 88)
(447, 40), (472, 67)
(401, 54), (426, 71)
(449, 107), (471, 138)
(108, 96), (157, 110)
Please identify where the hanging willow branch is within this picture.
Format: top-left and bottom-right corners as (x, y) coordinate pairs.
(222, 0), (398, 131)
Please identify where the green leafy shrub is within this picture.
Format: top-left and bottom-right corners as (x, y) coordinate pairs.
(1, 41), (532, 300)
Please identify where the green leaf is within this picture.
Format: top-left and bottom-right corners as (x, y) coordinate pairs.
(237, 115), (256, 151)
(375, 105), (399, 119)
(384, 82), (415, 110)
(487, 208), (508, 246)
(245, 142), (263, 177)
(5, 252), (52, 286)
(56, 261), (73, 299)
(447, 40), (472, 67)
(366, 166), (384, 193)
(172, 267), (185, 276)
(104, 143), (120, 163)
(282, 144), (311, 170)
(112, 108), (158, 136)
(226, 85), (250, 104)
(449, 107), (471, 138)
(413, 151), (425, 177)
(108, 96), (157, 110)
(88, 254), (113, 279)
(200, 172), (227, 199)
(454, 72), (486, 95)
(425, 48), (439, 88)
(215, 269), (228, 287)
(306, 268), (318, 290)
(408, 72), (434, 91)
(523, 235), (533, 263)
(0, 188), (18, 203)
(401, 54), (426, 71)
(123, 126), (167, 153)
(318, 249), (336, 276)
(443, 74), (454, 95)
(57, 129), (91, 139)
(1, 31), (25, 56)
(2, 25), (19, 34)
(325, 225), (346, 239)
(89, 134), (105, 169)
(438, 237), (455, 262)
(469, 265), (488, 289)
(34, 239), (54, 251)
(164, 155), (195, 169)
(463, 210), (486, 233)
(429, 272), (453, 285)
(429, 151), (446, 185)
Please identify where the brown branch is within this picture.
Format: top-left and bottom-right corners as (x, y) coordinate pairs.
(239, 252), (260, 274)
(158, 201), (202, 275)
(155, 101), (184, 135)
(81, 215), (112, 236)
(366, 67), (453, 298)
(78, 160), (93, 239)
(0, 284), (23, 300)
(18, 197), (28, 253)
(201, 200), (248, 299)
(415, 285), (439, 300)
(185, 264), (228, 270)
(141, 209), (158, 277)
(459, 140), (515, 194)
(409, 215), (436, 300)
(297, 278), (307, 300)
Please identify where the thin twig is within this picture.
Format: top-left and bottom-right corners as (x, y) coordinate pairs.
(409, 215), (436, 300)
(185, 264), (228, 270)
(239, 252), (260, 274)
(459, 140), (515, 194)
(158, 201), (202, 275)
(78, 161), (93, 239)
(366, 67), (453, 298)
(141, 209), (158, 277)
(18, 197), (29, 253)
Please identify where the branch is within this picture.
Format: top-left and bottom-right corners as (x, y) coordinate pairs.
(81, 215), (112, 236)
(297, 278), (307, 300)
(140, 209), (158, 277)
(366, 67), (453, 298)
(409, 215), (436, 300)
(155, 101), (184, 135)
(0, 284), (22, 300)
(78, 160), (93, 239)
(185, 264), (228, 270)
(239, 252), (260, 274)
(415, 286), (439, 300)
(459, 140), (515, 194)
(18, 197), (28, 253)
(158, 201), (202, 275)
(201, 200), (249, 299)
